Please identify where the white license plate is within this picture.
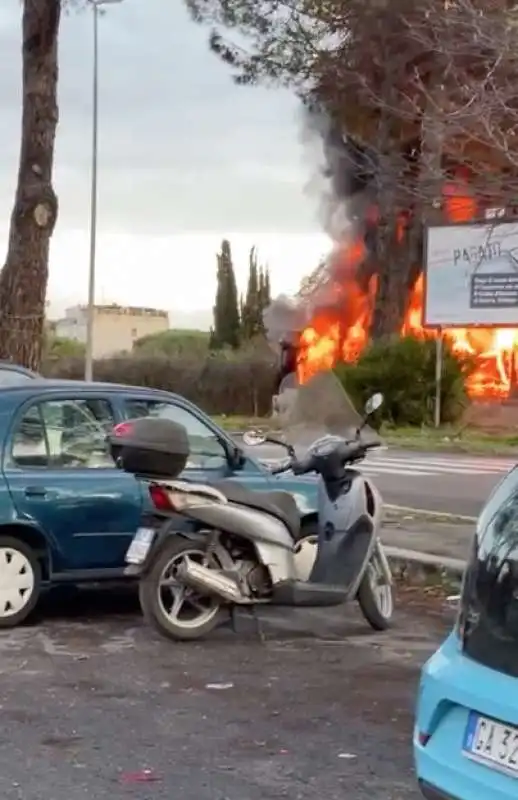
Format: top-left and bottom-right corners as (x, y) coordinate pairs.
(464, 711), (518, 777)
(126, 527), (156, 565)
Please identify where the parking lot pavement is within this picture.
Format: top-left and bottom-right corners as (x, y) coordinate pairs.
(0, 590), (449, 800)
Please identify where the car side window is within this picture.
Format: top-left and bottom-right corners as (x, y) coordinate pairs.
(11, 405), (48, 467)
(11, 398), (116, 469)
(124, 399), (227, 469)
(460, 465), (518, 669)
(477, 467), (518, 561)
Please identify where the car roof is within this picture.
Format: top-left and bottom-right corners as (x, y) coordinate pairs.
(0, 362), (40, 376)
(0, 378), (185, 402)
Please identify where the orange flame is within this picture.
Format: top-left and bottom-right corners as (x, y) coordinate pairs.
(297, 181), (518, 398)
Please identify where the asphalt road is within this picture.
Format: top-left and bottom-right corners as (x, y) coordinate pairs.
(251, 443), (518, 517)
(0, 590), (448, 800)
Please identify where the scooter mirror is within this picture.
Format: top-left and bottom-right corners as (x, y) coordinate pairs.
(242, 429), (267, 447)
(364, 392), (384, 415)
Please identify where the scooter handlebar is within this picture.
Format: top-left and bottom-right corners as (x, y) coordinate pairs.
(267, 439), (381, 476)
(337, 439), (379, 463)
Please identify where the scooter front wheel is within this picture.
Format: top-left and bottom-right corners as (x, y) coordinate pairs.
(357, 548), (394, 631)
(138, 537), (224, 641)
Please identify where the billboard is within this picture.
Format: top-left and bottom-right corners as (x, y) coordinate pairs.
(424, 220), (518, 326)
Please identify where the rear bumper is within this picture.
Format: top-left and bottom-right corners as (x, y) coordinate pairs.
(414, 631), (518, 800)
(419, 780), (458, 800)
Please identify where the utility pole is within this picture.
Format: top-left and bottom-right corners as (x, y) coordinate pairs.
(84, 0), (123, 381)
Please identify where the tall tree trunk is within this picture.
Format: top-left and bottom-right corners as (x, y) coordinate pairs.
(0, 0), (61, 370)
(370, 218), (415, 338)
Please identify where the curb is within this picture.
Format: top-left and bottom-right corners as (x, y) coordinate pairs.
(385, 545), (465, 586)
(385, 504), (477, 523)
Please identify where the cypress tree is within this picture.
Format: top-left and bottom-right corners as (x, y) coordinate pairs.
(241, 246), (261, 340)
(212, 239), (241, 349)
(257, 265), (271, 334)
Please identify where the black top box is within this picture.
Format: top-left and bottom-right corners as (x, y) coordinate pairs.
(108, 417), (190, 478)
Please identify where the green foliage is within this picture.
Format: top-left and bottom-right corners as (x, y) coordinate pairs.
(212, 239), (241, 349)
(44, 335), (85, 362)
(334, 335), (475, 427)
(241, 246), (271, 341)
(133, 328), (210, 357)
(46, 352), (277, 417)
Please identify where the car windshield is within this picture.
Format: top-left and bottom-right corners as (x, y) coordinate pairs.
(459, 465), (518, 677)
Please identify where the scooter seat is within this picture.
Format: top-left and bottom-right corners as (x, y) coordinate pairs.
(209, 479), (300, 539)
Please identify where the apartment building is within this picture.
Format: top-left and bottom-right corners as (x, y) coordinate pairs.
(55, 304), (169, 358)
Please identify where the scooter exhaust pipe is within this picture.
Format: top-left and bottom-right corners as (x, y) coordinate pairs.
(177, 560), (245, 603)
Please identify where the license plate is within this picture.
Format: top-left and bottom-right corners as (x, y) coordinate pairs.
(463, 711), (518, 777)
(125, 527), (156, 565)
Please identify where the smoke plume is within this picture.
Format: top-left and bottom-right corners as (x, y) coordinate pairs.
(264, 103), (377, 350)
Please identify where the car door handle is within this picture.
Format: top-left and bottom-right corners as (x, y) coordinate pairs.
(24, 486), (48, 498)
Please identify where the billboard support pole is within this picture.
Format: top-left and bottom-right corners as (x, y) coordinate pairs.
(434, 328), (443, 428)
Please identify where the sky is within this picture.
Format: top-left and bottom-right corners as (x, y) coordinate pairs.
(0, 1), (330, 329)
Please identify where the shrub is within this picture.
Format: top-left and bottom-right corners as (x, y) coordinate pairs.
(44, 352), (278, 417)
(334, 335), (475, 427)
(133, 329), (210, 358)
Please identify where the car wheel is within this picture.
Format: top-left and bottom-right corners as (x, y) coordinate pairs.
(0, 536), (42, 628)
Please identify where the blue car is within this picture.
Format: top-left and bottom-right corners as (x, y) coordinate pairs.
(414, 465), (518, 800)
(0, 380), (318, 628)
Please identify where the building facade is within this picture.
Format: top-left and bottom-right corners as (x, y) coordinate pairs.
(55, 304), (169, 358)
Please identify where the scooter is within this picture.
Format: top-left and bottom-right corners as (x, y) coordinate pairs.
(114, 370), (394, 641)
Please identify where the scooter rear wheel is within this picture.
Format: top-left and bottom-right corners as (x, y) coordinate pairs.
(138, 537), (224, 641)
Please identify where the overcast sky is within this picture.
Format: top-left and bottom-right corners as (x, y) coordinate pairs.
(0, 1), (329, 327)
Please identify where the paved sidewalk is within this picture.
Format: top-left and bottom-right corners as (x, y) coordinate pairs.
(382, 519), (473, 563)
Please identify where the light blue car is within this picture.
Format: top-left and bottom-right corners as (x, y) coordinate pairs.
(414, 465), (518, 800)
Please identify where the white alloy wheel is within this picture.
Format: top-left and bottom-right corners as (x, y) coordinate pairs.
(0, 545), (36, 618)
(157, 547), (221, 631)
(138, 537), (225, 641)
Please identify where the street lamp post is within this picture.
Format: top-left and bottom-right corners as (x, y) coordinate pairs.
(84, 0), (123, 382)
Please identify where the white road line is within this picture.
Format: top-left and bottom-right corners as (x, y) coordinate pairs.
(360, 467), (437, 477)
(262, 454), (516, 478)
(361, 460), (511, 476)
(368, 456), (516, 469)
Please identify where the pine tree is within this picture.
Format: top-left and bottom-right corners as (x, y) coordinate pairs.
(212, 239), (241, 349)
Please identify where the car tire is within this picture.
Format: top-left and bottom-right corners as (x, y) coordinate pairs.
(0, 536), (42, 628)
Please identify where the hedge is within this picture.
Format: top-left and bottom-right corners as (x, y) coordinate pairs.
(44, 353), (278, 417)
(44, 335), (474, 426)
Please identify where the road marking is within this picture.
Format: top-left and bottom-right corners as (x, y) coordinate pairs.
(362, 454), (516, 477)
(263, 453), (517, 478)
(385, 504), (477, 522)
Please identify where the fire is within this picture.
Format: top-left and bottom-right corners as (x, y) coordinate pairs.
(298, 266), (518, 398)
(297, 175), (518, 399)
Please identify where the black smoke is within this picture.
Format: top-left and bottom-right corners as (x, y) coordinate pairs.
(264, 103), (379, 354)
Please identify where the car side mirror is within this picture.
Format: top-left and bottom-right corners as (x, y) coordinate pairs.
(228, 445), (246, 470)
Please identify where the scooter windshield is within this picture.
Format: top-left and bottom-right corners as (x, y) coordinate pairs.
(274, 369), (368, 449)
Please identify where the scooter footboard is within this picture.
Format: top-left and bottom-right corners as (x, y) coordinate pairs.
(309, 513), (376, 599)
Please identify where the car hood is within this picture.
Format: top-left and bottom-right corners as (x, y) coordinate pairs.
(271, 470), (319, 515)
